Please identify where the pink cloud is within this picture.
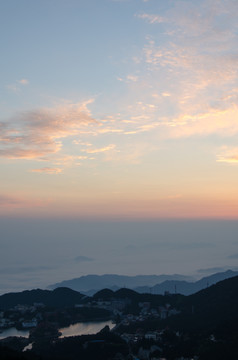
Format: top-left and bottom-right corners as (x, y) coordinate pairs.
(0, 194), (47, 209)
(18, 79), (29, 85)
(0, 100), (97, 160)
(30, 167), (63, 174)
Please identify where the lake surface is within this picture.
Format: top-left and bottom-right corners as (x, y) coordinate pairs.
(0, 327), (29, 339)
(59, 320), (114, 337)
(0, 320), (114, 339)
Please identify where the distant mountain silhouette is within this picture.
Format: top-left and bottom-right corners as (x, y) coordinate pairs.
(134, 270), (238, 295)
(1, 271), (237, 312)
(48, 274), (194, 293)
(48, 270), (238, 295)
(0, 287), (85, 309)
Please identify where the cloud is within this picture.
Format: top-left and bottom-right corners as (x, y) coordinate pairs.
(82, 144), (116, 154)
(97, 128), (123, 134)
(6, 84), (18, 93)
(74, 255), (94, 262)
(102, 142), (156, 164)
(2, 0), (238, 172)
(168, 106), (238, 138)
(117, 74), (139, 83)
(30, 167), (63, 174)
(18, 79), (29, 85)
(6, 78), (29, 93)
(127, 75), (138, 82)
(216, 146), (238, 164)
(52, 155), (89, 166)
(0, 194), (46, 209)
(0, 194), (23, 206)
(136, 13), (165, 24)
(0, 100), (97, 160)
(73, 140), (92, 146)
(128, 0), (238, 141)
(143, 39), (238, 106)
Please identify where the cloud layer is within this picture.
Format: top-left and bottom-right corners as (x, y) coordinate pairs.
(1, 0), (238, 183)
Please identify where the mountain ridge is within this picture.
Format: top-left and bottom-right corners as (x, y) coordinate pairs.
(0, 287), (85, 309)
(48, 270), (238, 296)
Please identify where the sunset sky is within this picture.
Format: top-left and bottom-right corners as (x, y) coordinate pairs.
(1, 0), (238, 293)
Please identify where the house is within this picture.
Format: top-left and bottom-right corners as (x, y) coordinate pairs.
(22, 319), (37, 328)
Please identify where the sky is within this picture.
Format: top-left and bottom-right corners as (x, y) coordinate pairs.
(1, 0), (238, 293)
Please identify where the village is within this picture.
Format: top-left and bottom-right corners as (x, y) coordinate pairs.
(0, 293), (201, 360)
(0, 294), (180, 331)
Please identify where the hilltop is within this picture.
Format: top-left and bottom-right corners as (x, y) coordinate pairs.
(0, 287), (85, 309)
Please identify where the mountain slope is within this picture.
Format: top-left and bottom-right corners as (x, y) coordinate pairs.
(0, 287), (85, 309)
(164, 275), (238, 332)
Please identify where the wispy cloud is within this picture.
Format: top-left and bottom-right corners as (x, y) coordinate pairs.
(53, 155), (89, 166)
(18, 78), (29, 85)
(2, 0), (238, 175)
(30, 167), (63, 174)
(217, 146), (238, 164)
(0, 100), (97, 160)
(168, 106), (238, 138)
(6, 84), (19, 93)
(82, 144), (116, 154)
(0, 194), (24, 206)
(131, 0), (238, 141)
(0, 194), (46, 209)
(6, 78), (29, 93)
(136, 13), (165, 24)
(127, 75), (138, 82)
(103, 142), (155, 164)
(117, 74), (139, 83)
